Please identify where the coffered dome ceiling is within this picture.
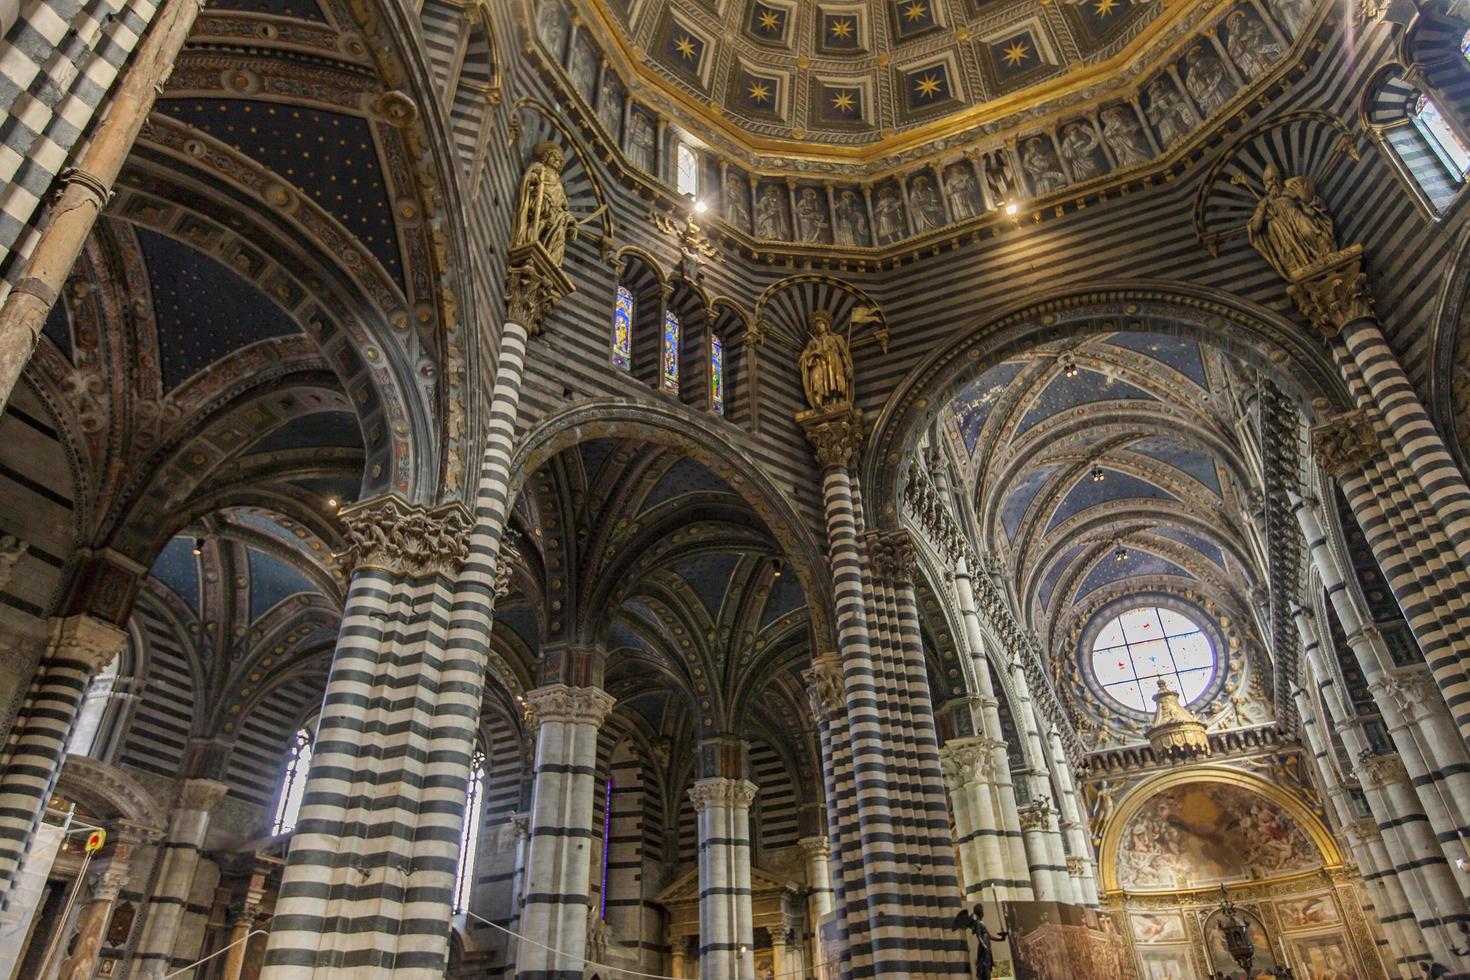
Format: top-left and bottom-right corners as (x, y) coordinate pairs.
(563, 0), (1221, 160)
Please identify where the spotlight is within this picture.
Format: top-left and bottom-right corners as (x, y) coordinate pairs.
(694, 199), (708, 214)
(1113, 542), (1129, 562)
(1091, 466), (1105, 483)
(192, 538), (204, 556)
(326, 497), (339, 509)
(1004, 201), (1019, 215)
(1064, 362), (1078, 378)
(772, 559), (783, 579)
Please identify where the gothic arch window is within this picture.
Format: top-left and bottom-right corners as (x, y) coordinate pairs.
(453, 746), (487, 912)
(676, 142), (700, 199)
(272, 728), (313, 835)
(598, 773), (614, 919)
(1367, 68), (1468, 214)
(661, 309), (681, 393)
(65, 652), (121, 759)
(1461, 26), (1470, 61)
(710, 332), (725, 415)
(613, 284), (634, 371)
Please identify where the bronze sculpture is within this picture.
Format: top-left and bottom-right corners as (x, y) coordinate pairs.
(512, 141), (577, 268)
(952, 903), (1008, 980)
(799, 309), (854, 411)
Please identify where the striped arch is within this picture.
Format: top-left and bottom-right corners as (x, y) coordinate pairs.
(1364, 64), (1467, 215)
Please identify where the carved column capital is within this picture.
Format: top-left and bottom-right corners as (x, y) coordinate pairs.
(524, 683), (615, 728)
(1309, 409), (1381, 479)
(176, 778), (230, 813)
(338, 493), (473, 577)
(867, 529), (917, 584)
(1017, 799), (1056, 832)
(49, 614), (126, 672)
(798, 836), (830, 861)
(1065, 855), (1090, 878)
(1369, 666), (1439, 723)
(509, 812), (532, 841)
(797, 405), (864, 470)
(688, 777), (758, 812)
(505, 244), (574, 336)
(939, 736), (1000, 791)
(1354, 752), (1409, 788)
(1284, 244), (1375, 339)
(803, 654), (845, 723)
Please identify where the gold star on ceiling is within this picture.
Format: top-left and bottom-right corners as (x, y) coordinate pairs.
(831, 90), (856, 113)
(758, 9), (781, 31)
(914, 73), (943, 98)
(1002, 40), (1030, 66)
(1094, 0), (1118, 15)
(829, 17), (854, 38)
(747, 81), (771, 103)
(674, 35), (697, 60)
(904, 1), (928, 22)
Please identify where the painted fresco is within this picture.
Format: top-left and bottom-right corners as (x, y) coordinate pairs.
(1289, 933), (1360, 979)
(1135, 945), (1194, 979)
(1130, 910), (1186, 943)
(1116, 782), (1320, 889)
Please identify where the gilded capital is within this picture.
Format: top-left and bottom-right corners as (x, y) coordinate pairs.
(49, 615), (126, 672)
(505, 248), (574, 335)
(803, 654), (845, 723)
(1285, 245), (1375, 339)
(338, 494), (473, 577)
(524, 683), (616, 728)
(688, 777), (758, 812)
(1310, 409), (1380, 480)
(797, 405), (864, 470)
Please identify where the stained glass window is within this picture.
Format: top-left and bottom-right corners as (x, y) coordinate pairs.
(599, 776), (613, 918)
(452, 748), (486, 912)
(1461, 26), (1470, 63)
(1414, 94), (1470, 178)
(676, 142), (699, 198)
(662, 309), (680, 392)
(710, 334), (725, 415)
(613, 285), (633, 371)
(1089, 606), (1216, 712)
(272, 728), (313, 834)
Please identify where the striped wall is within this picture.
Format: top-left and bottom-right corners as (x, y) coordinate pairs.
(117, 593), (196, 781)
(223, 667), (328, 811)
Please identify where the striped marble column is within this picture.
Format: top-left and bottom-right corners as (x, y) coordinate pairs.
(798, 405), (968, 978)
(1291, 605), (1464, 967)
(1295, 492), (1470, 891)
(939, 736), (1012, 902)
(133, 777), (230, 979)
(690, 777), (757, 980)
(1007, 664), (1075, 903)
(516, 683), (615, 980)
(261, 495), (472, 980)
(799, 834), (833, 973)
(1046, 728), (1098, 907)
(0, 614), (123, 899)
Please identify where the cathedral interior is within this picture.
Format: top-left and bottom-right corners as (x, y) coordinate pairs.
(2, 0), (1470, 977)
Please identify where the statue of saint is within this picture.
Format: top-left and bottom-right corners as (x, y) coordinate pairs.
(952, 903), (1008, 980)
(1022, 137), (1068, 195)
(1146, 77), (1194, 149)
(945, 164), (984, 220)
(795, 187), (830, 243)
(874, 186), (906, 243)
(799, 309), (854, 411)
(1226, 10), (1282, 81)
(1247, 163), (1339, 278)
(512, 141), (577, 267)
(1184, 44), (1233, 116)
(834, 190), (869, 245)
(909, 176), (944, 231)
(1060, 122), (1105, 180)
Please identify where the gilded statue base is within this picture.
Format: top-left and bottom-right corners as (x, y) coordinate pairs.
(1284, 243), (1373, 340)
(505, 241), (575, 335)
(797, 404), (864, 470)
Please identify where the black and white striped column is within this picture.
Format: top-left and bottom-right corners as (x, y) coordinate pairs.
(261, 496), (472, 979)
(690, 777), (757, 980)
(0, 614), (123, 898)
(133, 777), (229, 979)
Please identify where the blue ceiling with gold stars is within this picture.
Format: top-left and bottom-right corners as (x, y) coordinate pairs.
(570, 0), (1166, 145)
(137, 227), (300, 392)
(159, 99), (403, 289)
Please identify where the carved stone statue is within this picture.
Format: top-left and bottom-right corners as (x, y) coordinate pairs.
(1060, 123), (1105, 179)
(1184, 44), (1233, 116)
(512, 141), (577, 267)
(1022, 137), (1068, 195)
(724, 172), (750, 230)
(755, 184), (789, 239)
(570, 38), (596, 98)
(597, 71), (624, 138)
(795, 187), (829, 243)
(874, 186), (906, 243)
(945, 164), (984, 219)
(834, 189), (869, 245)
(1146, 77), (1195, 148)
(1102, 105), (1152, 166)
(952, 903), (1008, 980)
(1226, 9), (1283, 80)
(799, 309), (854, 411)
(909, 176), (944, 231)
(1246, 163), (1339, 278)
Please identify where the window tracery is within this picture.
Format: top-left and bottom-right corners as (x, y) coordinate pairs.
(1088, 605), (1216, 713)
(452, 747), (486, 913)
(272, 728), (313, 835)
(662, 309), (681, 392)
(613, 284), (634, 371)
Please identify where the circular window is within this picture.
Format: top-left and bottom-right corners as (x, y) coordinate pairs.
(1088, 605), (1216, 713)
